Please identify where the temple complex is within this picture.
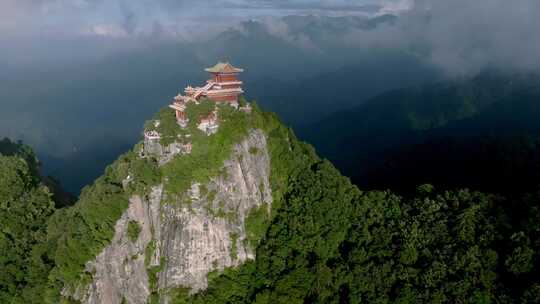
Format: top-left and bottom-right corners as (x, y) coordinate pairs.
(171, 62), (244, 117)
(144, 62), (246, 159)
(169, 62), (244, 130)
(203, 62), (244, 104)
(197, 110), (219, 135)
(170, 94), (189, 127)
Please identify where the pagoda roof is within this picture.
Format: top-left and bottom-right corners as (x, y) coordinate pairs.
(205, 62), (244, 73)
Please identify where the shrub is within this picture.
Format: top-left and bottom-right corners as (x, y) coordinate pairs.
(127, 220), (141, 242)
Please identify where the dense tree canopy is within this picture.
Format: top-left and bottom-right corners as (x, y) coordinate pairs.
(182, 162), (540, 303)
(3, 103), (540, 303)
(0, 154), (55, 303)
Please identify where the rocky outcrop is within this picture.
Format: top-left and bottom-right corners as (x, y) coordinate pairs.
(159, 129), (272, 293)
(77, 186), (163, 304)
(76, 129), (272, 304)
(143, 131), (192, 166)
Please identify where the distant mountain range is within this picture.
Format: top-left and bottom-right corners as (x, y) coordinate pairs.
(281, 14), (397, 35)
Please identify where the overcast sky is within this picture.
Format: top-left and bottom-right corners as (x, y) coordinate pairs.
(2, 0), (540, 76)
(2, 0), (540, 191)
(0, 0), (412, 38)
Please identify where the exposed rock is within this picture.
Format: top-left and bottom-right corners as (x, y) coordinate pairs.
(160, 130), (272, 294)
(197, 110), (219, 135)
(75, 185), (163, 304)
(78, 129), (272, 303)
(143, 133), (192, 166)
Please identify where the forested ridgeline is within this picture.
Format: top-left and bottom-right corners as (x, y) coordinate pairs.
(177, 160), (540, 303)
(300, 72), (540, 200)
(0, 138), (75, 207)
(356, 135), (540, 198)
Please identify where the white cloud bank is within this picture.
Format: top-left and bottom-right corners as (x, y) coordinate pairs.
(0, 0), (410, 38)
(2, 0), (540, 76)
(345, 0), (540, 76)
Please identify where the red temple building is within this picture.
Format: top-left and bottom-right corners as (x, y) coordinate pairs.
(203, 62), (244, 104)
(169, 62), (245, 127)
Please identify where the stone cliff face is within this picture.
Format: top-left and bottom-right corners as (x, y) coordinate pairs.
(79, 188), (160, 304)
(76, 129), (272, 304)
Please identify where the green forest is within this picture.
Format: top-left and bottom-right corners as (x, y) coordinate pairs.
(2, 100), (540, 303)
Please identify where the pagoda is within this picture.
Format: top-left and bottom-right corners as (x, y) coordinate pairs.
(169, 62), (245, 128)
(203, 62), (244, 104)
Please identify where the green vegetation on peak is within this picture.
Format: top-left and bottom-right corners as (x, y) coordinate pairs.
(157, 100), (272, 196)
(44, 154), (133, 301)
(145, 107), (184, 147)
(0, 137), (75, 207)
(41, 140), (170, 302)
(145, 98), (217, 147)
(5, 91), (540, 303)
(158, 96), (540, 303)
(22, 99), (290, 302)
(127, 220), (142, 242)
(177, 174), (540, 303)
(185, 99), (216, 125)
(244, 203), (270, 249)
(0, 138), (39, 174)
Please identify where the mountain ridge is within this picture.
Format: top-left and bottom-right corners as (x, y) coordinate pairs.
(3, 96), (540, 302)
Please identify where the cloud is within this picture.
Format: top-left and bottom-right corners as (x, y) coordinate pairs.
(3, 0), (540, 77)
(0, 0), (393, 38)
(344, 0), (540, 76)
(226, 0), (382, 13)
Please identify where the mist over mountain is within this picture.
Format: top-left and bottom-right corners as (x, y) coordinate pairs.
(5, 2), (540, 303)
(4, 72), (540, 304)
(2, 0), (540, 195)
(1, 13), (441, 194)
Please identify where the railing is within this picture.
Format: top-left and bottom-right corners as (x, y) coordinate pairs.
(193, 82), (214, 99)
(144, 131), (161, 140)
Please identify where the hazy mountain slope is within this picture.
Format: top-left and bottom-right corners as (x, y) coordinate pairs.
(248, 55), (440, 126)
(2, 14), (432, 195)
(300, 72), (540, 194)
(282, 14), (397, 37)
(433, 85), (540, 137)
(361, 86), (540, 195)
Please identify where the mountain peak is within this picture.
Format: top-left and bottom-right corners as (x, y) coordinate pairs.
(43, 70), (316, 302)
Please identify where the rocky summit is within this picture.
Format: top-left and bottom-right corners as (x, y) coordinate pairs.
(47, 98), (316, 303)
